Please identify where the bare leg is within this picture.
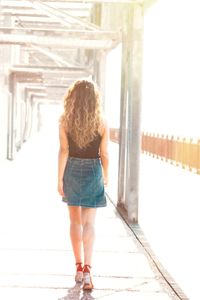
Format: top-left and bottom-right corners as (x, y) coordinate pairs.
(68, 206), (82, 264)
(81, 208), (97, 266)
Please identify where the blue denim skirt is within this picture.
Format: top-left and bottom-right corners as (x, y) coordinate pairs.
(62, 157), (107, 208)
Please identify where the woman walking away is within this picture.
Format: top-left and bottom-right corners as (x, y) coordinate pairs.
(57, 79), (109, 291)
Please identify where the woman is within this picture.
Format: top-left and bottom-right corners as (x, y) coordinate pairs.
(57, 79), (109, 290)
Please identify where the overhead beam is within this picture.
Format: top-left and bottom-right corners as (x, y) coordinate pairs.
(2, 9), (90, 18)
(0, 28), (120, 40)
(12, 64), (91, 71)
(2, 10), (46, 17)
(14, 16), (62, 24)
(0, 33), (120, 49)
(1, 0), (142, 7)
(10, 66), (91, 78)
(0, 27), (117, 35)
(2, 3), (92, 9)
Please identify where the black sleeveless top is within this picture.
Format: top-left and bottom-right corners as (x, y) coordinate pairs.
(68, 134), (101, 159)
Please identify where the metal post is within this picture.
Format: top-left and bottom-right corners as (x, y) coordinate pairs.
(125, 3), (144, 222)
(2, 15), (13, 161)
(118, 18), (129, 206)
(7, 73), (16, 160)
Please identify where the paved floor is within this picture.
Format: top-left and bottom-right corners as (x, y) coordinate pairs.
(0, 129), (180, 300)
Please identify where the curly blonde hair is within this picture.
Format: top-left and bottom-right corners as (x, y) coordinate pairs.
(60, 79), (103, 149)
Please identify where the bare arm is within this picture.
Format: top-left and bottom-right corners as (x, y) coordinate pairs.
(100, 120), (109, 185)
(58, 123), (69, 196)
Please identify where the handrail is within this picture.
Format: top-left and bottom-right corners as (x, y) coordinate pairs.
(109, 128), (200, 175)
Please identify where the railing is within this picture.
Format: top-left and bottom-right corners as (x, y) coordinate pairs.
(109, 128), (200, 174)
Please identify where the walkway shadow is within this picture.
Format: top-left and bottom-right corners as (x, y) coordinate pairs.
(58, 283), (95, 300)
(81, 291), (95, 300)
(58, 283), (81, 300)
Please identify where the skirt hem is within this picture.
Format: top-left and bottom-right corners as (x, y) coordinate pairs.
(62, 198), (107, 208)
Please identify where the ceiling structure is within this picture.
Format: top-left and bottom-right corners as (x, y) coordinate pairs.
(0, 0), (138, 101)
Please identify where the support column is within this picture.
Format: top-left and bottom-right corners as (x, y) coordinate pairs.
(7, 73), (16, 160)
(118, 3), (144, 223)
(127, 3), (143, 223)
(118, 15), (129, 206)
(0, 15), (13, 161)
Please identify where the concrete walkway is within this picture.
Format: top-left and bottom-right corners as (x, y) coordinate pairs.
(0, 130), (180, 300)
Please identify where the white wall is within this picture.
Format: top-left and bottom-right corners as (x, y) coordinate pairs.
(142, 0), (200, 138)
(140, 1), (200, 299)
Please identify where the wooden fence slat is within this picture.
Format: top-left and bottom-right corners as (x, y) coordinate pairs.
(110, 129), (200, 175)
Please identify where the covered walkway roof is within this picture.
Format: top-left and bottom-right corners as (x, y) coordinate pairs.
(0, 0), (143, 99)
